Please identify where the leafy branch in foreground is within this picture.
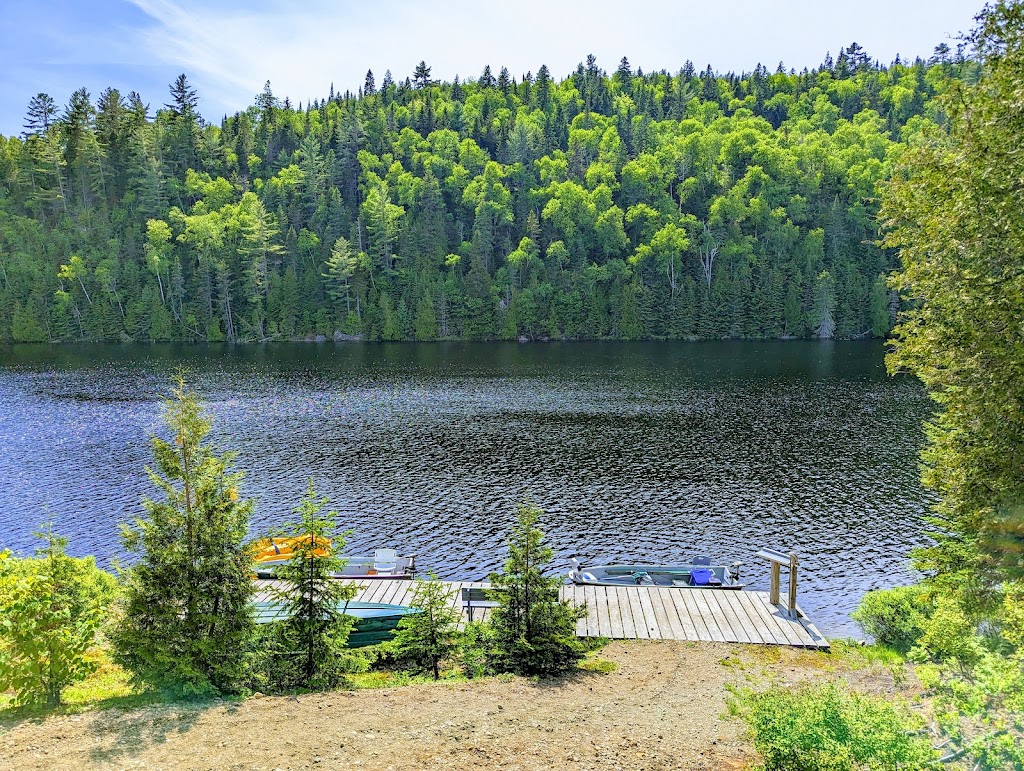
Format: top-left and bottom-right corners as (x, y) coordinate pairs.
(878, 3), (1024, 764)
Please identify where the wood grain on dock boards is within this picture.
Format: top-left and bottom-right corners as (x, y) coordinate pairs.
(253, 579), (829, 649)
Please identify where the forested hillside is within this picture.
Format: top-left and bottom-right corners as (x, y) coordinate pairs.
(0, 47), (975, 343)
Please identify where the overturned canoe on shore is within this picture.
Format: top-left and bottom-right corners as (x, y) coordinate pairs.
(252, 600), (421, 647)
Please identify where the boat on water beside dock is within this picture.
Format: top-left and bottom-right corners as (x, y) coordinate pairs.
(253, 538), (416, 580)
(568, 556), (744, 590)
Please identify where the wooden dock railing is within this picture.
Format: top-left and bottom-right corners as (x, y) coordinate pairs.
(756, 548), (799, 618)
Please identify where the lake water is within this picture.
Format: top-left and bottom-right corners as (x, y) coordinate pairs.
(0, 341), (933, 636)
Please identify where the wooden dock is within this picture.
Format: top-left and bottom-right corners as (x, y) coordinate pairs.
(255, 579), (829, 650)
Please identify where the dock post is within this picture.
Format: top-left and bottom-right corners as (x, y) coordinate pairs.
(769, 561), (781, 605)
(788, 552), (799, 619)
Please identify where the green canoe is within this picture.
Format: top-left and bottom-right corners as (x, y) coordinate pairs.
(252, 600), (421, 648)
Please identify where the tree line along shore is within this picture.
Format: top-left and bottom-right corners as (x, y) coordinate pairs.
(0, 44), (974, 344)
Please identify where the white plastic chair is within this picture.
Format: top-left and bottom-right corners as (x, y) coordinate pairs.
(373, 548), (398, 574)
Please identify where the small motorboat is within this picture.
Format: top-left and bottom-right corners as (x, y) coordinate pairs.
(568, 556), (744, 589)
(252, 600), (421, 647)
(253, 539), (416, 580)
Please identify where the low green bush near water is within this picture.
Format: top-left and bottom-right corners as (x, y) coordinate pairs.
(852, 585), (934, 653)
(728, 681), (936, 771)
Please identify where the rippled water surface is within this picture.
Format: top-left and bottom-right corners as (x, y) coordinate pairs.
(0, 341), (933, 636)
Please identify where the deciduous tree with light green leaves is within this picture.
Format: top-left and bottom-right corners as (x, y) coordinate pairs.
(882, 0), (1024, 591)
(877, 4), (1024, 764)
(110, 376), (255, 695)
(0, 525), (117, 708)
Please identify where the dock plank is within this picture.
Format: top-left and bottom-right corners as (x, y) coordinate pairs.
(665, 589), (700, 640)
(710, 590), (756, 644)
(605, 587), (626, 638)
(688, 588), (726, 642)
(744, 592), (812, 647)
(647, 589), (679, 638)
(639, 587), (663, 639)
(591, 586), (609, 637)
(622, 585), (647, 638)
(721, 591), (770, 645)
(571, 585), (589, 636)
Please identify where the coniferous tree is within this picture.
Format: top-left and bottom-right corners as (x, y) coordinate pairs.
(264, 481), (357, 690)
(413, 61), (433, 89)
(23, 93), (57, 136)
(390, 573), (462, 679)
(111, 377), (255, 695)
(487, 501), (585, 676)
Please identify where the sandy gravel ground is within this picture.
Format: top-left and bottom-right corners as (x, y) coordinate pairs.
(1, 641), (829, 771)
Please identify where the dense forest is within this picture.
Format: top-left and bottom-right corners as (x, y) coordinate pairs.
(0, 46), (976, 343)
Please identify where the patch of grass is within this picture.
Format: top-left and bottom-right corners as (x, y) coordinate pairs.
(61, 648), (144, 705)
(718, 654), (747, 669)
(0, 647), (163, 720)
(578, 656), (617, 674)
(744, 644), (831, 671)
(579, 635), (610, 653)
(828, 639), (906, 668)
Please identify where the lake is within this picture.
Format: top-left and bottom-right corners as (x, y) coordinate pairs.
(0, 341), (933, 636)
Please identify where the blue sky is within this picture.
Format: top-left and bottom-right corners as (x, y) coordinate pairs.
(0, 0), (979, 136)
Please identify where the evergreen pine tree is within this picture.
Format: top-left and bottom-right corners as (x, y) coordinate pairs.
(869, 274), (891, 338)
(390, 574), (462, 679)
(487, 501), (585, 676)
(264, 481), (358, 690)
(111, 377), (255, 695)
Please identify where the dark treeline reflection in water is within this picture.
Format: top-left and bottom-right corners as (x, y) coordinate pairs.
(0, 341), (933, 636)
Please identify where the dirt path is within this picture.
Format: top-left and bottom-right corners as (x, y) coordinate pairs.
(0, 641), (818, 770)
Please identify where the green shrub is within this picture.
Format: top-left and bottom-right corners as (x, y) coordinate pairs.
(459, 621), (493, 679)
(910, 596), (984, 667)
(0, 528), (118, 708)
(728, 682), (936, 771)
(852, 585), (933, 652)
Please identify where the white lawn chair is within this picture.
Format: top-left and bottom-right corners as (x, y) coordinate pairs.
(373, 548), (398, 574)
